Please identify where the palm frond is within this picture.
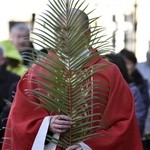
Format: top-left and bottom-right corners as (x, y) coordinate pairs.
(27, 0), (112, 148)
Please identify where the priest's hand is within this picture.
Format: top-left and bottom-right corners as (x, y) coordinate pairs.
(49, 115), (72, 133)
(66, 144), (83, 150)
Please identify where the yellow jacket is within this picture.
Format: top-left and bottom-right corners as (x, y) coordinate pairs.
(0, 40), (28, 76)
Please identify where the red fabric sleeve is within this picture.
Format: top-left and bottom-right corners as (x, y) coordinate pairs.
(2, 67), (50, 150)
(83, 62), (143, 150)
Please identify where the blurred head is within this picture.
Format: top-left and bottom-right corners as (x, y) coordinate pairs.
(10, 23), (30, 52)
(105, 53), (130, 83)
(0, 46), (6, 66)
(55, 9), (90, 48)
(73, 9), (89, 30)
(146, 49), (150, 64)
(120, 48), (137, 76)
(72, 9), (90, 46)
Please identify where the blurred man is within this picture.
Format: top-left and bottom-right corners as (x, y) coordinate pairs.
(10, 23), (30, 52)
(10, 23), (35, 66)
(137, 49), (150, 97)
(137, 49), (150, 150)
(0, 23), (34, 76)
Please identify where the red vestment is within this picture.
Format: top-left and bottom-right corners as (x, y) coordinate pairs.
(2, 56), (143, 150)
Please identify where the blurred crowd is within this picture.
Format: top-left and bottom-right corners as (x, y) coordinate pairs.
(0, 22), (36, 148)
(105, 49), (150, 150)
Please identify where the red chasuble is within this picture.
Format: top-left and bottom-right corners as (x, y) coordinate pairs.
(2, 56), (143, 150)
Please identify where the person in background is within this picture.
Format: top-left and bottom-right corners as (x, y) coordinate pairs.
(137, 49), (150, 150)
(10, 23), (36, 67)
(119, 48), (149, 134)
(119, 48), (149, 150)
(0, 23), (35, 77)
(0, 39), (27, 76)
(0, 46), (20, 149)
(105, 53), (146, 137)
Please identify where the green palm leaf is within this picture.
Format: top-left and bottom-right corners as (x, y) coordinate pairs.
(27, 0), (112, 148)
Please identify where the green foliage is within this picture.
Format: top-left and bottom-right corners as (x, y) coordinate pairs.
(27, 0), (111, 148)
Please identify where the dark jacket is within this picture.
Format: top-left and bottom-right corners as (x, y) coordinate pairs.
(0, 65), (20, 103)
(0, 65), (20, 147)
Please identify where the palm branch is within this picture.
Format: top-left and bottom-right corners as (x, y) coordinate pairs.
(26, 0), (111, 148)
